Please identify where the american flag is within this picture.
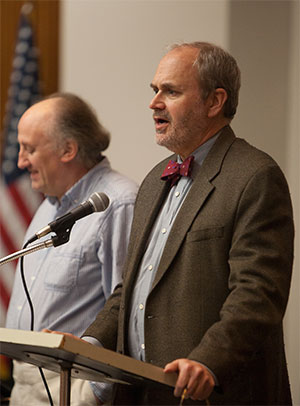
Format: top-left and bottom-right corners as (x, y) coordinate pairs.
(0, 11), (42, 327)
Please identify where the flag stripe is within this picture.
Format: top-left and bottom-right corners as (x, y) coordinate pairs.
(0, 250), (16, 294)
(0, 180), (27, 248)
(0, 278), (11, 311)
(9, 183), (33, 227)
(0, 218), (19, 260)
(0, 245), (16, 318)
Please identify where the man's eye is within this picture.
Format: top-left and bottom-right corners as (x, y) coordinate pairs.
(26, 147), (35, 154)
(168, 89), (177, 96)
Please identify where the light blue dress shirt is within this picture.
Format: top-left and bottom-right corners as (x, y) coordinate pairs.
(6, 157), (138, 337)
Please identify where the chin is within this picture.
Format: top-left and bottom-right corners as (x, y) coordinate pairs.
(31, 184), (43, 194)
(156, 135), (179, 154)
(156, 132), (171, 147)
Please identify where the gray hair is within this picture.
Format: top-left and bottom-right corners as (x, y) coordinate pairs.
(170, 42), (241, 119)
(45, 92), (110, 169)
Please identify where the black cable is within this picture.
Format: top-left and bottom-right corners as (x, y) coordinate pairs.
(20, 243), (34, 331)
(38, 367), (54, 406)
(20, 240), (54, 406)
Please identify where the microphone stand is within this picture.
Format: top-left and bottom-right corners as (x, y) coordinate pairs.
(0, 228), (73, 267)
(0, 239), (53, 267)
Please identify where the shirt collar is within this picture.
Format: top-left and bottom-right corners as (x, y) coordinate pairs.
(177, 132), (220, 167)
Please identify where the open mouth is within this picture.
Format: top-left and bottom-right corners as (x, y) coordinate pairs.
(154, 114), (169, 122)
(154, 116), (170, 131)
(155, 117), (168, 124)
(30, 170), (38, 178)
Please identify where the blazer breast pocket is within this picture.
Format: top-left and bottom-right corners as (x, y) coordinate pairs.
(186, 226), (224, 242)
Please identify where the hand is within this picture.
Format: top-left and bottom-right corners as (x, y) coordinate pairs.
(42, 329), (84, 342)
(164, 358), (214, 401)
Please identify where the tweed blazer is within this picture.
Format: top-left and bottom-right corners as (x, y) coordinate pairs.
(84, 126), (294, 405)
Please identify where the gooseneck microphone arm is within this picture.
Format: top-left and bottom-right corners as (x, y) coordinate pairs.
(0, 239), (54, 267)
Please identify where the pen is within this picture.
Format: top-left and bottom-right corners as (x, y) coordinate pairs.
(179, 388), (187, 406)
(179, 388), (211, 405)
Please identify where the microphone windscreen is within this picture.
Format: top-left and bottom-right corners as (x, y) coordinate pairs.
(89, 192), (110, 212)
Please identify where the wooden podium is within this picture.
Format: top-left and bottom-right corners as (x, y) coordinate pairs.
(0, 328), (177, 406)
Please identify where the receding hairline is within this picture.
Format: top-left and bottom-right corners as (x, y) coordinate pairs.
(21, 97), (65, 145)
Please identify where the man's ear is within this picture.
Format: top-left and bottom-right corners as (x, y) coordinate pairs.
(60, 139), (78, 163)
(207, 88), (228, 118)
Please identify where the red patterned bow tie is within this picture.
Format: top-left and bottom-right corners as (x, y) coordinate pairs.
(161, 155), (194, 187)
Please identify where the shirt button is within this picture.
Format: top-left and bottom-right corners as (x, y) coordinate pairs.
(148, 265), (153, 271)
(161, 228), (167, 234)
(175, 191), (180, 197)
(139, 303), (144, 310)
(17, 306), (22, 311)
(141, 344), (145, 350)
(31, 276), (35, 281)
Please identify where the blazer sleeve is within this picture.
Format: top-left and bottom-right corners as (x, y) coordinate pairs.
(82, 282), (122, 350)
(188, 162), (294, 384)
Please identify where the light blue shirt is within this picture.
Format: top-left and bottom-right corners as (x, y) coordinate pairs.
(128, 134), (219, 360)
(6, 157), (138, 336)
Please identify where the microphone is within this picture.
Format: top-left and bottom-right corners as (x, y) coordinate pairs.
(28, 192), (110, 243)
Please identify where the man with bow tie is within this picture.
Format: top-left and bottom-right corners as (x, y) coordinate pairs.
(56, 42), (294, 405)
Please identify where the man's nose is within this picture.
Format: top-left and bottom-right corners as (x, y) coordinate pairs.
(149, 92), (165, 110)
(17, 150), (29, 169)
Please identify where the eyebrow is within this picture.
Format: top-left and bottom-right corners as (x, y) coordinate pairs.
(19, 140), (30, 146)
(150, 82), (179, 91)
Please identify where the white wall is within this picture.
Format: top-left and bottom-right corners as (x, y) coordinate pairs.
(60, 1), (299, 403)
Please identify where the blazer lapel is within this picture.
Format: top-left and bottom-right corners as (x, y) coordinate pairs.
(151, 126), (236, 291)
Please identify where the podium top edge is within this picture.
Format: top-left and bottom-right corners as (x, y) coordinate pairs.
(0, 327), (65, 348)
(0, 328), (177, 387)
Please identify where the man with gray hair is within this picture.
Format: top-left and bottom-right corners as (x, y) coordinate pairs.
(5, 92), (138, 405)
